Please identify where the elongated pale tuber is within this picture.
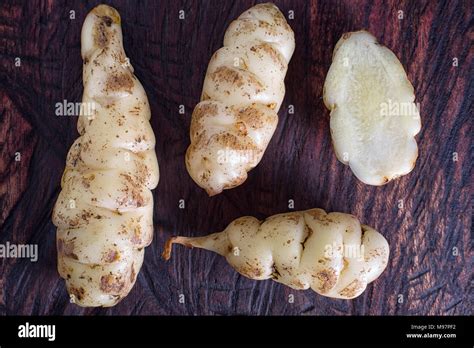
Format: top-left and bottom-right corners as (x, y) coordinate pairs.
(52, 5), (159, 307)
(163, 209), (389, 299)
(323, 30), (421, 185)
(186, 3), (295, 196)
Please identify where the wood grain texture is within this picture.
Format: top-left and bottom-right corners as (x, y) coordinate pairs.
(0, 0), (472, 315)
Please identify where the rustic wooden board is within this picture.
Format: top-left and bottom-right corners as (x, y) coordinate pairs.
(0, 0), (471, 315)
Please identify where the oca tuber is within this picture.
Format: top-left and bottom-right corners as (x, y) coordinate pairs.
(163, 209), (389, 299)
(52, 5), (159, 307)
(186, 3), (295, 196)
(323, 31), (421, 186)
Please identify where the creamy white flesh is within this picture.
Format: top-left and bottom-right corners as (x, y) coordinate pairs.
(324, 31), (421, 185)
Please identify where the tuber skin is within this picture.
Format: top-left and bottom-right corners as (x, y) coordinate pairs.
(323, 30), (421, 186)
(52, 5), (159, 307)
(163, 209), (389, 299)
(186, 3), (295, 196)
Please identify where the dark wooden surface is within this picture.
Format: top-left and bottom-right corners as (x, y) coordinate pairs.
(0, 0), (472, 315)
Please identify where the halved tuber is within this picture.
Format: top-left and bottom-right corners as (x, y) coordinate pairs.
(323, 30), (421, 185)
(52, 5), (159, 307)
(186, 3), (295, 196)
(163, 209), (389, 299)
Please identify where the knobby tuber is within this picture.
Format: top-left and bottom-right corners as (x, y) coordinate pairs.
(186, 3), (295, 195)
(163, 208), (389, 299)
(52, 5), (159, 307)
